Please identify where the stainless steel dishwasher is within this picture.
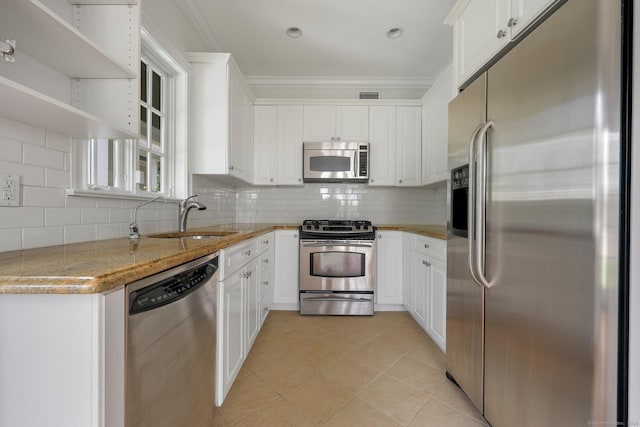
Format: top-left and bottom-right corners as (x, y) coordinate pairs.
(125, 253), (218, 427)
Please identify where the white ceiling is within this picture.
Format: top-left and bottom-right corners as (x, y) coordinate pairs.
(178, 0), (457, 98)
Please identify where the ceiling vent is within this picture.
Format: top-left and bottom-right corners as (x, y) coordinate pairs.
(359, 91), (379, 100)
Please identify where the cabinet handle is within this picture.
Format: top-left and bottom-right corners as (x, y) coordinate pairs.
(263, 258), (269, 264)
(294, 234), (298, 238)
(424, 243), (430, 249)
(263, 306), (269, 312)
(507, 17), (518, 28)
(270, 178), (274, 182)
(370, 179), (374, 183)
(398, 179), (403, 184)
(247, 271), (252, 277)
(422, 260), (431, 267)
(245, 250), (251, 256)
(336, 137), (341, 141)
(262, 240), (269, 245)
(496, 29), (507, 39)
(229, 166), (234, 171)
(331, 137), (336, 142)
(298, 178), (302, 183)
(262, 280), (269, 286)
(377, 234), (382, 239)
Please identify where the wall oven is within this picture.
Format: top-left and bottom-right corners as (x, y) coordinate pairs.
(299, 220), (376, 315)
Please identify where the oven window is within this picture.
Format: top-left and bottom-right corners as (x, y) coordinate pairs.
(309, 156), (351, 172)
(310, 251), (365, 277)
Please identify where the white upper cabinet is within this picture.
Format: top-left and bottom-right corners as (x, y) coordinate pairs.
(277, 106), (304, 185)
(253, 105), (303, 186)
(0, 1), (140, 138)
(395, 106), (422, 186)
(303, 106), (368, 142)
(368, 106), (396, 186)
(448, 0), (561, 88)
(452, 0), (510, 87)
(509, 0), (560, 39)
(188, 53), (255, 183)
(422, 66), (453, 185)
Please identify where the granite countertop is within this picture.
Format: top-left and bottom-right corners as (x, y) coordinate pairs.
(0, 223), (445, 295)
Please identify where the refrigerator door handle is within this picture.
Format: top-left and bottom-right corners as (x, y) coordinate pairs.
(474, 120), (494, 289)
(467, 124), (484, 286)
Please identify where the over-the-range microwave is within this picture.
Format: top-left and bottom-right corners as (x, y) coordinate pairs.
(303, 141), (369, 183)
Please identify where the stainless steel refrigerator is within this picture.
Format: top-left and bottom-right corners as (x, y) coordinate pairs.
(445, 1), (624, 426)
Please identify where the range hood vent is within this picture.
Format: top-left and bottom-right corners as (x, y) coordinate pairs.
(359, 91), (379, 100)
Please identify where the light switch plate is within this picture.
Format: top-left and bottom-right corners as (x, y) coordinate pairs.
(0, 173), (21, 206)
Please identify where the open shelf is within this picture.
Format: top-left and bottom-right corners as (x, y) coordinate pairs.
(0, 0), (136, 79)
(0, 76), (139, 139)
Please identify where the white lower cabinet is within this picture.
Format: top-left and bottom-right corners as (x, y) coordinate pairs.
(375, 231), (404, 306)
(403, 233), (447, 352)
(273, 229), (300, 309)
(216, 232), (274, 406)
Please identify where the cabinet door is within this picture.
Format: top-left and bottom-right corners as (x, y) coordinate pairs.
(243, 93), (254, 183)
(376, 231), (403, 305)
(245, 260), (260, 349)
(253, 106), (277, 185)
(336, 106), (369, 141)
(422, 68), (453, 185)
(274, 230), (300, 306)
(218, 271), (245, 404)
(303, 106), (335, 142)
(428, 257), (447, 351)
(277, 105), (304, 185)
(369, 106), (396, 186)
(455, 0), (510, 86)
(229, 72), (245, 178)
(402, 233), (414, 309)
(396, 106), (422, 186)
(509, 0), (558, 39)
(411, 250), (429, 328)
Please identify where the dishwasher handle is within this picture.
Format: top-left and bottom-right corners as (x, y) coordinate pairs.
(129, 257), (218, 315)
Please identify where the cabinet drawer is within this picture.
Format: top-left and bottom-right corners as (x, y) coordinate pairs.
(259, 250), (273, 274)
(221, 238), (258, 279)
(413, 235), (446, 260)
(257, 232), (274, 254)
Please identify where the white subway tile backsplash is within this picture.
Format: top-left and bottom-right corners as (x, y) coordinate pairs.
(22, 227), (64, 249)
(96, 223), (123, 240)
(23, 144), (64, 170)
(45, 207), (81, 227)
(0, 160), (45, 186)
(0, 207), (45, 229)
(45, 168), (71, 188)
(0, 137), (22, 162)
(45, 131), (70, 153)
(0, 229), (22, 252)
(109, 208), (132, 224)
(0, 117), (45, 146)
(64, 224), (96, 244)
(81, 207), (109, 224)
(66, 195), (98, 208)
(95, 198), (123, 208)
(22, 186), (65, 207)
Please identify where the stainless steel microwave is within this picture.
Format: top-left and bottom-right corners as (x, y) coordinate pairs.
(303, 141), (369, 183)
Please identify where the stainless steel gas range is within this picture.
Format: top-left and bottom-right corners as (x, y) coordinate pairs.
(298, 219), (376, 316)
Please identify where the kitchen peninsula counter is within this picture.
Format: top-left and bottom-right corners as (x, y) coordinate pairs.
(0, 223), (445, 294)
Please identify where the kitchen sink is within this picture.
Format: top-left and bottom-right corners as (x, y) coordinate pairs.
(148, 231), (238, 239)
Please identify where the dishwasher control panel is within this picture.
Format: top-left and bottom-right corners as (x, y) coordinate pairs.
(129, 259), (218, 315)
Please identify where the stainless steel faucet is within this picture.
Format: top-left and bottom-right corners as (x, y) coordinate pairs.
(179, 194), (207, 232)
(129, 195), (166, 239)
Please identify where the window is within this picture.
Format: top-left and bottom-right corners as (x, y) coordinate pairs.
(139, 57), (169, 194)
(71, 29), (187, 200)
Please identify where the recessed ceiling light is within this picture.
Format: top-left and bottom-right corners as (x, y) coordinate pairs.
(386, 27), (404, 39)
(286, 27), (303, 38)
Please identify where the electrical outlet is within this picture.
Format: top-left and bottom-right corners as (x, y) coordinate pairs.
(0, 173), (21, 206)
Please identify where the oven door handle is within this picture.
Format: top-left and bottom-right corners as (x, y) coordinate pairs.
(301, 295), (373, 302)
(301, 242), (374, 248)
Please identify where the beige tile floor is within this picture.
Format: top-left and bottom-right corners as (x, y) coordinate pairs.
(212, 310), (488, 427)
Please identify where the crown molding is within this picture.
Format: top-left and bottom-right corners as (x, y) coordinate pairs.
(245, 76), (435, 91)
(176, 0), (224, 52)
